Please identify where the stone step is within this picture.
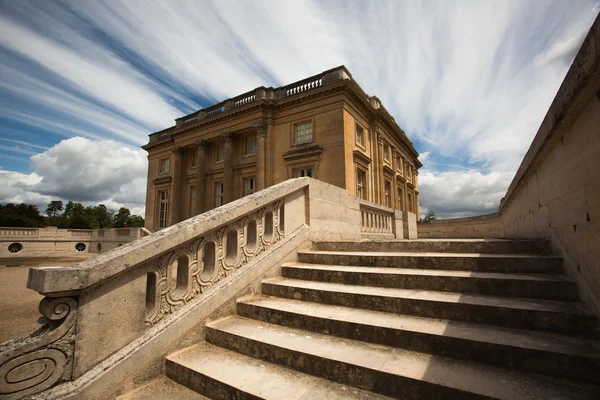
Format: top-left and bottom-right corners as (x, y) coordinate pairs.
(166, 341), (392, 400)
(237, 296), (600, 384)
(281, 263), (578, 300)
(117, 376), (209, 400)
(314, 239), (552, 255)
(261, 278), (599, 337)
(298, 250), (562, 273)
(206, 316), (600, 400)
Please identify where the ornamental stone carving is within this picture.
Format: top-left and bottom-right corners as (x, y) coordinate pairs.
(144, 200), (284, 326)
(172, 147), (184, 156)
(195, 140), (208, 151)
(222, 132), (233, 144)
(0, 297), (78, 400)
(255, 122), (268, 138)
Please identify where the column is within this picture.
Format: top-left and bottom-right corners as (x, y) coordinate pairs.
(377, 133), (385, 206)
(195, 140), (207, 214)
(371, 128), (379, 203)
(255, 122), (267, 191)
(170, 147), (183, 225)
(223, 132), (234, 204)
(392, 150), (399, 209)
(415, 171), (420, 219)
(404, 158), (409, 213)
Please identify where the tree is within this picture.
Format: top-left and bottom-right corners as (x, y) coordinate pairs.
(94, 204), (114, 228)
(113, 207), (131, 228)
(0, 203), (45, 227)
(424, 210), (437, 222)
(127, 214), (145, 227)
(45, 200), (64, 217)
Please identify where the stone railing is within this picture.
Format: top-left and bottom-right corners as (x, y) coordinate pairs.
(359, 202), (394, 236)
(283, 76), (323, 97)
(0, 178), (418, 399)
(0, 228), (39, 238)
(148, 66), (354, 143)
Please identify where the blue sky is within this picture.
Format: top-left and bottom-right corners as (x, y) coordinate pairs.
(0, 0), (598, 218)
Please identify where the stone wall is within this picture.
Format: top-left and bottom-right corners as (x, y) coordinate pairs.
(419, 14), (600, 315)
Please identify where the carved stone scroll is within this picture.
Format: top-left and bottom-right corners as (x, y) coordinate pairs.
(0, 297), (78, 399)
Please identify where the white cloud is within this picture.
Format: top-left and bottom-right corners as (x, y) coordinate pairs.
(418, 169), (514, 219)
(0, 138), (147, 216)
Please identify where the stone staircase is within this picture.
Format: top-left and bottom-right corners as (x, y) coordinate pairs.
(158, 239), (600, 399)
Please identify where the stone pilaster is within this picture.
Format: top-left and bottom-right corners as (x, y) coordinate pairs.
(255, 122), (267, 191)
(195, 140), (207, 214)
(371, 128), (379, 203)
(377, 133), (385, 207)
(392, 150), (399, 209)
(223, 132), (234, 204)
(170, 147), (184, 225)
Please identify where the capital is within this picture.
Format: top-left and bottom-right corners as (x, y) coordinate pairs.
(172, 147), (184, 156)
(255, 122), (268, 138)
(377, 134), (384, 146)
(195, 140), (208, 151)
(222, 131), (233, 144)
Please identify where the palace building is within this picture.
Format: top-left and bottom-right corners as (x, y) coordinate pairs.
(142, 66), (422, 231)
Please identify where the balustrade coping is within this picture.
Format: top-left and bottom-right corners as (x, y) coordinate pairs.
(358, 198), (395, 214)
(27, 178), (311, 295)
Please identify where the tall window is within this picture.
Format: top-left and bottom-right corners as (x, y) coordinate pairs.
(407, 165), (412, 182)
(407, 192), (414, 213)
(293, 167), (313, 178)
(398, 157), (404, 176)
(159, 158), (169, 175)
(397, 187), (404, 210)
(245, 135), (256, 156)
(384, 181), (391, 207)
(384, 145), (391, 162)
(356, 169), (366, 199)
(189, 186), (196, 217)
(294, 121), (313, 144)
(216, 143), (224, 163)
(215, 182), (224, 207)
(356, 124), (364, 147)
(244, 177), (255, 196)
(158, 190), (168, 228)
(190, 151), (198, 168)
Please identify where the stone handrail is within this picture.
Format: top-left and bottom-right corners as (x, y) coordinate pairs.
(0, 228), (39, 238)
(0, 178), (311, 399)
(283, 76), (323, 97)
(359, 200), (394, 235)
(232, 90), (256, 108)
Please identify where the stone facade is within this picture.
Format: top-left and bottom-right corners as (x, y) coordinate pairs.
(142, 66), (421, 231)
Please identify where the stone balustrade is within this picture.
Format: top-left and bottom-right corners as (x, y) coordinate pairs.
(0, 178), (417, 400)
(0, 228), (39, 238)
(359, 202), (394, 236)
(149, 66), (354, 143)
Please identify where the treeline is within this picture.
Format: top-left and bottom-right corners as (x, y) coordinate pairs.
(0, 201), (144, 229)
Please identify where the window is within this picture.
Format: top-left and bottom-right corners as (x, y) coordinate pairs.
(75, 243), (86, 252)
(190, 151), (198, 168)
(407, 192), (414, 213)
(216, 142), (224, 163)
(293, 167), (313, 178)
(158, 190), (169, 228)
(398, 187), (404, 210)
(245, 135), (256, 156)
(189, 186), (196, 217)
(398, 157), (404, 176)
(356, 169), (366, 199)
(294, 121), (313, 144)
(244, 177), (255, 196)
(407, 165), (413, 182)
(159, 158), (169, 175)
(8, 243), (23, 253)
(384, 181), (391, 207)
(215, 182), (224, 207)
(384, 145), (391, 162)
(356, 124), (364, 148)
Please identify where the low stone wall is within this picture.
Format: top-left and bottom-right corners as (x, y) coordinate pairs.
(0, 227), (145, 265)
(419, 14), (600, 315)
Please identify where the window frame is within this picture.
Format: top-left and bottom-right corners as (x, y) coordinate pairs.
(159, 158), (170, 175)
(355, 124), (365, 149)
(243, 177), (256, 196)
(158, 190), (169, 229)
(215, 142), (224, 164)
(244, 135), (257, 157)
(215, 182), (224, 207)
(384, 180), (391, 207)
(292, 119), (314, 145)
(293, 167), (314, 178)
(189, 185), (196, 217)
(356, 167), (367, 200)
(397, 186), (404, 210)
